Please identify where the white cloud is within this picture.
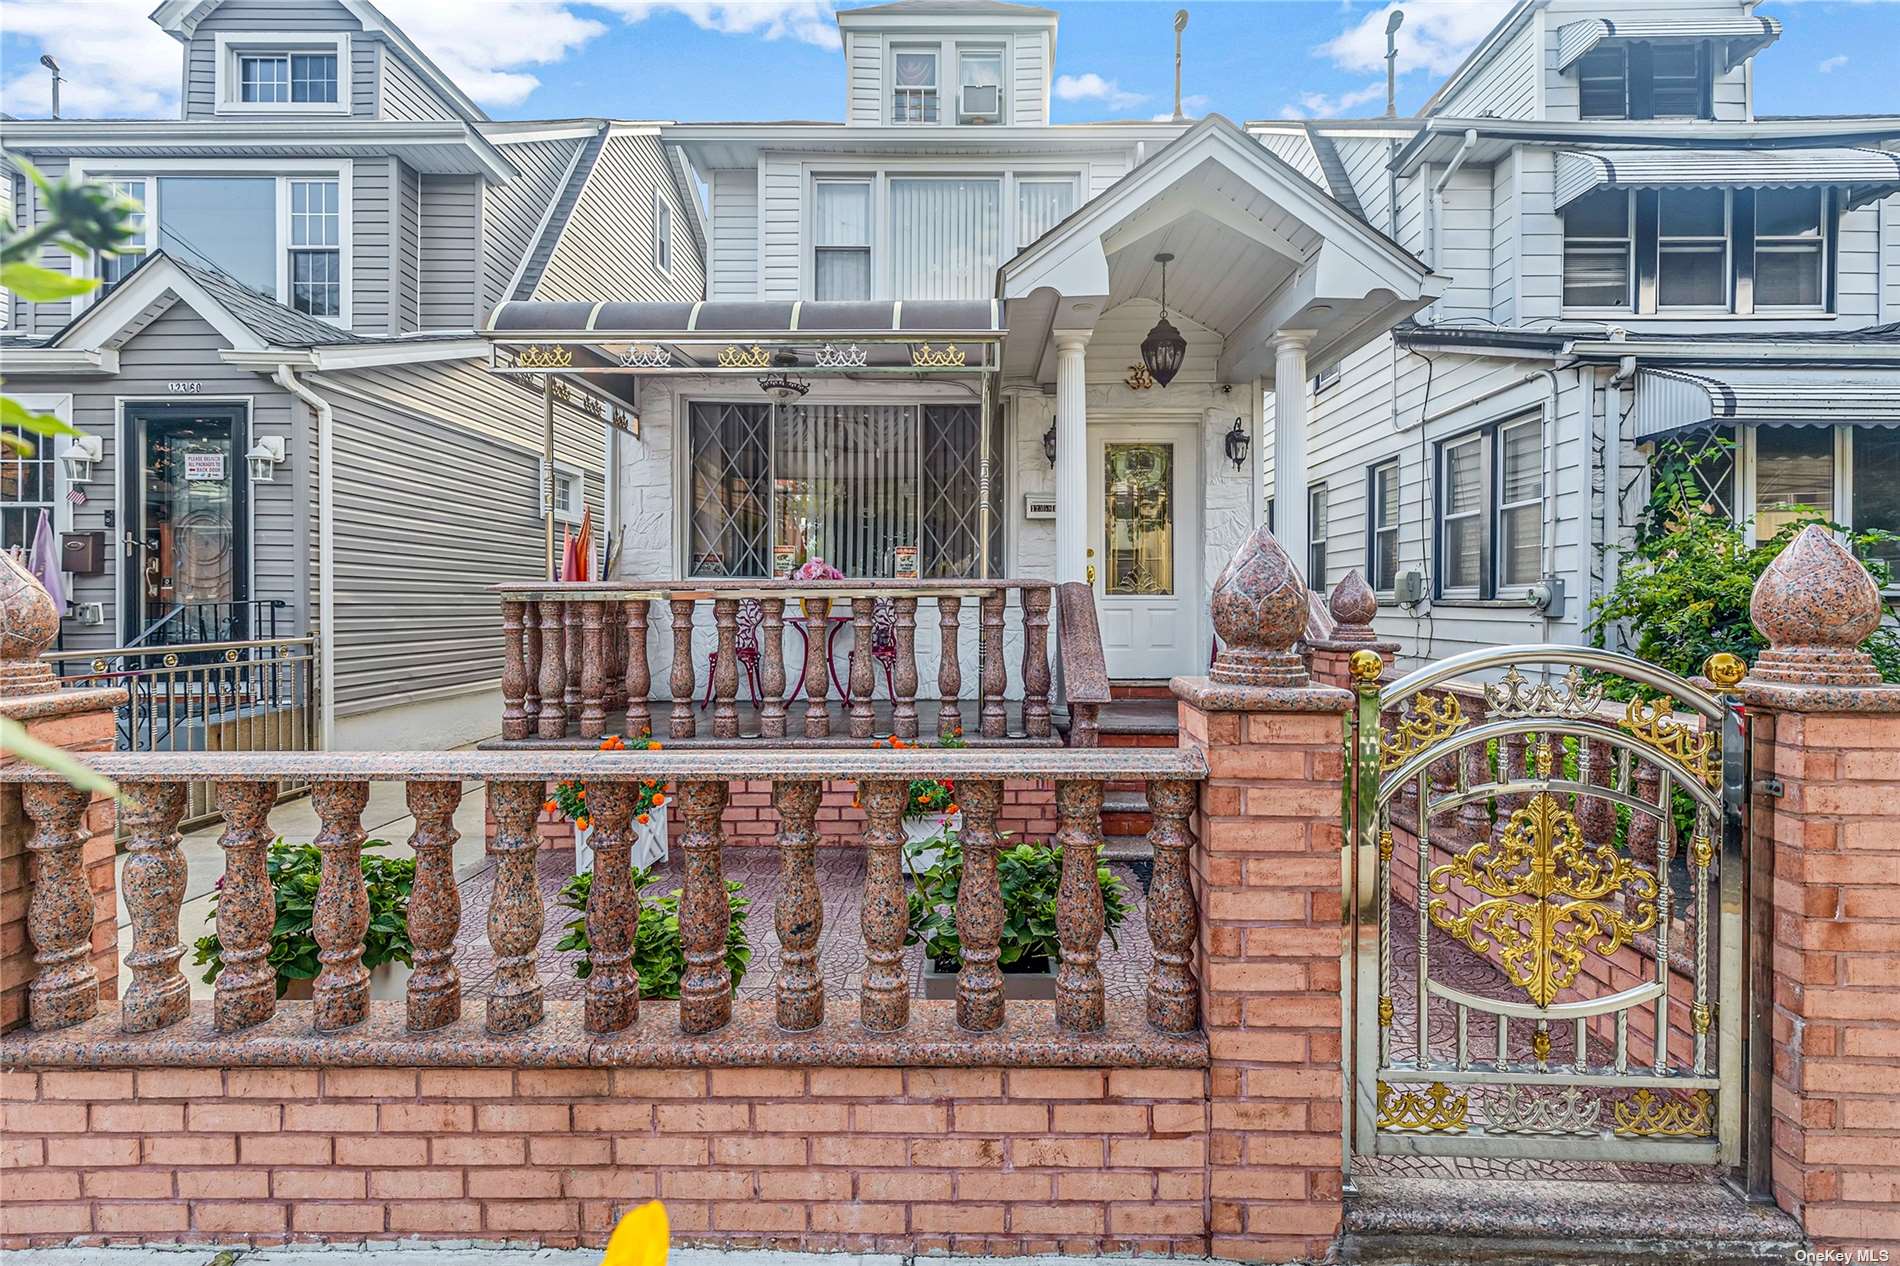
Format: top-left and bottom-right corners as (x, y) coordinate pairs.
(0, 0), (180, 119)
(378, 0), (611, 106)
(1317, 1), (1515, 79)
(596, 2), (841, 51)
(1278, 82), (1384, 120)
(1818, 54), (1850, 74)
(1150, 93), (1211, 122)
(1054, 72), (1147, 112)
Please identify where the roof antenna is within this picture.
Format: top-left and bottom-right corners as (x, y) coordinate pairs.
(1384, 9), (1404, 118)
(1171, 10), (1190, 122)
(39, 54), (62, 119)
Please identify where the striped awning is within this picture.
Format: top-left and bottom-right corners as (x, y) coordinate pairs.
(1633, 367), (1900, 441)
(486, 299), (1003, 338)
(1554, 147), (1900, 211)
(1556, 16), (1780, 72)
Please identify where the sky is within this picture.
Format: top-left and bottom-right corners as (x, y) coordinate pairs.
(0, 0), (1895, 125)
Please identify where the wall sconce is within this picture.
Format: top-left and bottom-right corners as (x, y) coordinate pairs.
(247, 435), (287, 482)
(1223, 417), (1251, 471)
(58, 434), (101, 484)
(1043, 422), (1057, 466)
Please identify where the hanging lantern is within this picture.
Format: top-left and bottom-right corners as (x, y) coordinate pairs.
(1140, 251), (1188, 388)
(757, 349), (810, 403)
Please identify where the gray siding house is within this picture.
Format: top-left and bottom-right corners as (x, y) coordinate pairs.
(0, 0), (703, 748)
(1248, 0), (1900, 667)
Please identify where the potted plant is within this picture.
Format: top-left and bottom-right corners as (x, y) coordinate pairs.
(552, 864), (751, 995)
(192, 838), (416, 1000)
(549, 734), (668, 874)
(904, 835), (1130, 1001)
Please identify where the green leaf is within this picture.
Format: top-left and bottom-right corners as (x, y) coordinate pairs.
(0, 394), (81, 439)
(0, 260), (98, 301)
(0, 718), (119, 799)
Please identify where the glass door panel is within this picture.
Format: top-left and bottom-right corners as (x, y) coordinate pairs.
(124, 404), (249, 645)
(1102, 442), (1174, 595)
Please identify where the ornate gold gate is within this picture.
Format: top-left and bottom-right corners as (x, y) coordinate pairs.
(1342, 646), (1750, 1168)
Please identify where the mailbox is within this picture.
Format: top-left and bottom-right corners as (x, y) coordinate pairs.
(59, 531), (106, 576)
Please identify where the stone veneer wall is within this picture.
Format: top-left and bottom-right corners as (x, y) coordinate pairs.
(0, 1063), (1207, 1252)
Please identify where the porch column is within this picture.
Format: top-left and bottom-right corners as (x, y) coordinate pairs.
(1054, 330), (1091, 585)
(1272, 330), (1314, 576)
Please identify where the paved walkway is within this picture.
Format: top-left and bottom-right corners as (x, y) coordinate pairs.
(0, 1251), (1137, 1266)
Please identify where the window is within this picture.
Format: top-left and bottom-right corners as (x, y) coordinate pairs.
(814, 180), (871, 301)
(893, 48), (939, 124)
(1575, 40), (1710, 120)
(1368, 460), (1399, 593)
(542, 461), (583, 527)
(1657, 188), (1728, 309)
(653, 195), (673, 274)
(238, 52), (337, 104)
(1754, 188), (1827, 309)
(1016, 180), (1074, 249)
(1754, 426), (1833, 543)
(288, 178), (340, 317)
(1307, 484), (1327, 587)
(1435, 415), (1545, 599)
(157, 176), (278, 296)
(1312, 364), (1341, 393)
(1439, 434), (1484, 595)
(1, 422), (57, 555)
(1562, 189), (1632, 308)
(1497, 418), (1543, 588)
(99, 178), (148, 294)
(1851, 429), (1900, 571)
(685, 401), (1001, 579)
(958, 49), (1004, 124)
(890, 178), (1000, 300)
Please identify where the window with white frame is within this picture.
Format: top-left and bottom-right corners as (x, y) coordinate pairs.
(1015, 179), (1074, 249)
(890, 177), (1001, 300)
(542, 461), (583, 526)
(814, 180), (872, 301)
(99, 178), (149, 294)
(158, 176), (278, 295)
(1307, 483), (1327, 587)
(1657, 188), (1728, 310)
(1435, 415), (1544, 599)
(1561, 189), (1632, 308)
(1575, 40), (1711, 120)
(239, 51), (338, 104)
(218, 33), (347, 112)
(653, 194), (673, 274)
(1367, 459), (1399, 593)
(1754, 425), (1834, 543)
(1439, 433), (1485, 596)
(1497, 417), (1544, 588)
(0, 423), (57, 554)
(892, 48), (940, 124)
(958, 49), (1004, 124)
(288, 178), (340, 316)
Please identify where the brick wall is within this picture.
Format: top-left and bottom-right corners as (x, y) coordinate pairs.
(0, 1063), (1207, 1253)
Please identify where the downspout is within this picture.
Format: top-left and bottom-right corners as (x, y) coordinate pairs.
(274, 364), (336, 751)
(1430, 129), (1480, 271)
(1540, 366), (1562, 631)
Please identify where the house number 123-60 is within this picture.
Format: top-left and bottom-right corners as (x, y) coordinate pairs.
(166, 381), (202, 394)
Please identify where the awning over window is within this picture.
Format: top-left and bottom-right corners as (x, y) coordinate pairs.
(1633, 366), (1900, 441)
(486, 299), (1003, 338)
(1556, 16), (1780, 73)
(1554, 147), (1900, 211)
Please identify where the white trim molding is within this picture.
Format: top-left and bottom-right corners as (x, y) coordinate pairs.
(212, 32), (352, 117)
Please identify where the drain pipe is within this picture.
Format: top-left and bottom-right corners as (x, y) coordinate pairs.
(274, 363), (336, 750)
(1429, 129), (1479, 270)
(1541, 366), (1561, 630)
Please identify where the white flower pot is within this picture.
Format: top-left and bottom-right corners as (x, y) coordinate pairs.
(902, 810), (960, 873)
(576, 803), (670, 875)
(282, 959), (410, 1001)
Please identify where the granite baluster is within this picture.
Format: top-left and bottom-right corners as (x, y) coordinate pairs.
(1054, 778), (1106, 1033)
(669, 598), (697, 740)
(1145, 778), (1199, 1034)
(1495, 730), (1529, 839)
(677, 779), (732, 1034)
(759, 597), (787, 739)
(500, 599), (529, 740)
(579, 599), (607, 739)
(522, 608), (542, 725)
(624, 598), (651, 738)
(485, 780), (545, 1034)
(537, 599), (567, 739)
(937, 595), (963, 738)
(211, 782), (276, 1033)
(849, 597), (876, 739)
(563, 603), (581, 716)
(1458, 696), (1491, 842)
(772, 779), (824, 1032)
(120, 780), (189, 1033)
(404, 780), (463, 1032)
(22, 783), (99, 1032)
(583, 780), (640, 1035)
(712, 598), (740, 739)
(1578, 737), (1617, 845)
(893, 596), (919, 740)
(311, 780), (371, 1032)
(803, 597), (832, 738)
(953, 778), (1005, 1032)
(858, 778), (910, 1032)
(1022, 585), (1053, 738)
(1628, 761), (1662, 866)
(605, 609), (628, 714)
(980, 588), (1007, 738)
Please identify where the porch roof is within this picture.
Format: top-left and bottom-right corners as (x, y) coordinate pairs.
(1632, 365), (1900, 441)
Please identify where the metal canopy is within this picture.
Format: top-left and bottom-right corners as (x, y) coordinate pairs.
(1556, 16), (1781, 72)
(1633, 366), (1900, 441)
(1553, 146), (1900, 211)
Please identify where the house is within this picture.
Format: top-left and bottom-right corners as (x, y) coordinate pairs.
(489, 0), (1439, 696)
(1248, 0), (1900, 665)
(0, 0), (704, 748)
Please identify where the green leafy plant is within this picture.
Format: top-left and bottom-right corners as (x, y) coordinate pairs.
(1590, 436), (1900, 686)
(904, 834), (1130, 972)
(191, 839), (415, 996)
(553, 865), (751, 996)
(896, 730), (964, 820)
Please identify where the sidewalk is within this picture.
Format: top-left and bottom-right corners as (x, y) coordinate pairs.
(0, 1249), (1112, 1266)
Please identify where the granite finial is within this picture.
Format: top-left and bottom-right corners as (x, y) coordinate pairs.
(1209, 524), (1309, 687)
(0, 550), (59, 698)
(1747, 524), (1884, 687)
(1327, 570), (1378, 643)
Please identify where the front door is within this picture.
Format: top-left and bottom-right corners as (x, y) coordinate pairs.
(1086, 421), (1201, 679)
(121, 402), (250, 646)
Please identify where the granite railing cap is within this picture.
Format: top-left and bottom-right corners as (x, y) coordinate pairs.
(1746, 524), (1886, 688)
(0, 684), (130, 725)
(1172, 674), (1354, 714)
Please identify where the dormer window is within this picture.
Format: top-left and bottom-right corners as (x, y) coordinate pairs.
(893, 49), (940, 124)
(1577, 40), (1712, 120)
(240, 52), (338, 104)
(958, 50), (1004, 125)
(214, 33), (350, 114)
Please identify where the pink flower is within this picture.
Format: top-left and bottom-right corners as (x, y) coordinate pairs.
(793, 557), (844, 581)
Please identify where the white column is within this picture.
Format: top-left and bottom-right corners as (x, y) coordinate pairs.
(1272, 331), (1314, 577)
(1054, 330), (1091, 584)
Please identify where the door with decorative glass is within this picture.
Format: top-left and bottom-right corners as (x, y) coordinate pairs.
(1085, 422), (1201, 679)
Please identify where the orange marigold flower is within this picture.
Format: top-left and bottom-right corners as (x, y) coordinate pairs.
(637, 812), (650, 825)
(543, 800), (558, 814)
(651, 794), (666, 807)
(576, 816), (590, 831)
(945, 803), (958, 814)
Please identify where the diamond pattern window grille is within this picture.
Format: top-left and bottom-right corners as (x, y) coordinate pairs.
(688, 402), (771, 577)
(1682, 425), (1737, 522)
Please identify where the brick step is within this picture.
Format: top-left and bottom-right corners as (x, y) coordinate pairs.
(1101, 833), (1152, 861)
(1109, 680), (1174, 700)
(1101, 787), (1153, 839)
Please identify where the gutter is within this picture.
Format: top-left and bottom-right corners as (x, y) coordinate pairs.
(273, 364), (337, 751)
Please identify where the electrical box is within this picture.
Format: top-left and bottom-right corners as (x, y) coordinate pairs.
(59, 531), (105, 576)
(73, 602), (104, 626)
(1023, 493), (1056, 520)
(1393, 571), (1426, 606)
(1529, 575), (1567, 617)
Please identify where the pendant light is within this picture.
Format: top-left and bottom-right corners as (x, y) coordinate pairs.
(1140, 252), (1188, 388)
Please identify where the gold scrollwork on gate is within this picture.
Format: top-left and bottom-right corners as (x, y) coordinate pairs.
(911, 341), (967, 368)
(717, 344), (771, 369)
(516, 344), (574, 369)
(1376, 1081), (1468, 1133)
(1379, 692), (1468, 773)
(1620, 695), (1720, 789)
(1426, 792), (1658, 1007)
(1612, 1088), (1713, 1138)
(1484, 664), (1604, 719)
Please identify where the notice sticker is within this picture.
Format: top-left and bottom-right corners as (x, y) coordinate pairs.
(183, 452), (226, 482)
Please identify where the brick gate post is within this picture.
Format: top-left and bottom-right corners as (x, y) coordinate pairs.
(1174, 525), (1349, 1263)
(1740, 525), (1900, 1251)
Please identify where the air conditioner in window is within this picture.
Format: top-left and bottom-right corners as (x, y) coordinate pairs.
(960, 84), (1000, 122)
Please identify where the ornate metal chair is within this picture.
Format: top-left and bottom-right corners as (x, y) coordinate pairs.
(700, 598), (764, 710)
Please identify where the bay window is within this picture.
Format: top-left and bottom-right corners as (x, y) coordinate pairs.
(890, 178), (1000, 301)
(814, 181), (872, 301)
(685, 400), (1002, 579)
(1435, 414), (1545, 600)
(1439, 434), (1484, 596)
(1367, 459), (1399, 593)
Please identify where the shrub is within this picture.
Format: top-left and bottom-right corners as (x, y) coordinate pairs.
(553, 865), (750, 996)
(903, 834), (1130, 971)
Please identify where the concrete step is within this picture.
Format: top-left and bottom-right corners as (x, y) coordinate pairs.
(1101, 788), (1153, 838)
(1100, 833), (1152, 861)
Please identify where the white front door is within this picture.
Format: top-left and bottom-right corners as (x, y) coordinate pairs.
(1086, 421), (1202, 680)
